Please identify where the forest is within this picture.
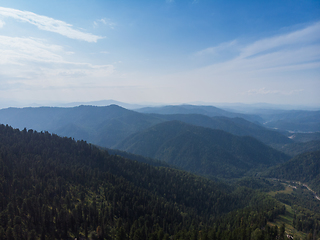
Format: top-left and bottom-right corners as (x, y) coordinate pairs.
(0, 124), (295, 240)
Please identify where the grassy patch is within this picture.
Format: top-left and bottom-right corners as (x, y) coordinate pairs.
(268, 184), (294, 197)
(268, 204), (307, 239)
(267, 184), (308, 239)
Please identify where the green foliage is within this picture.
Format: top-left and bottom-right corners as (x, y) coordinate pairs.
(158, 114), (292, 145)
(264, 150), (320, 193)
(262, 110), (320, 132)
(115, 121), (290, 179)
(0, 124), (287, 239)
(236, 177), (285, 192)
(272, 140), (320, 157)
(0, 105), (163, 148)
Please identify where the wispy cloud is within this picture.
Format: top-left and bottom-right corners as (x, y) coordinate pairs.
(196, 40), (238, 56)
(0, 36), (64, 64)
(0, 19), (5, 28)
(0, 7), (103, 42)
(0, 36), (114, 90)
(240, 22), (320, 58)
(94, 18), (116, 29)
(156, 22), (320, 103)
(195, 21), (320, 72)
(245, 88), (304, 95)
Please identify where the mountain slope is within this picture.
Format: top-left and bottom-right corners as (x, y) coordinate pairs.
(263, 151), (320, 193)
(115, 121), (290, 178)
(272, 140), (320, 157)
(136, 104), (263, 122)
(0, 105), (293, 149)
(261, 110), (320, 132)
(0, 105), (163, 147)
(153, 113), (292, 145)
(0, 124), (286, 239)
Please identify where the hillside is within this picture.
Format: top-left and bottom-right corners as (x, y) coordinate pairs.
(272, 140), (320, 157)
(153, 114), (292, 146)
(115, 121), (290, 178)
(0, 105), (294, 150)
(263, 151), (320, 194)
(261, 110), (320, 132)
(0, 124), (287, 239)
(0, 105), (163, 147)
(136, 104), (263, 122)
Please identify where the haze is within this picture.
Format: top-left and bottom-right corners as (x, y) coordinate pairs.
(0, 0), (319, 108)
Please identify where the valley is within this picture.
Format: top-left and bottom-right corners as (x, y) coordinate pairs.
(0, 103), (319, 239)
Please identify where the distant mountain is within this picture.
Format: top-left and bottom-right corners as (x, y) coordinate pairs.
(0, 105), (293, 149)
(261, 110), (320, 132)
(0, 105), (163, 147)
(152, 114), (292, 145)
(115, 121), (290, 178)
(136, 104), (263, 123)
(286, 132), (320, 143)
(263, 151), (320, 194)
(61, 99), (149, 109)
(272, 140), (320, 157)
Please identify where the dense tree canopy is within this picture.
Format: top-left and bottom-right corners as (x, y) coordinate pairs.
(0, 124), (290, 239)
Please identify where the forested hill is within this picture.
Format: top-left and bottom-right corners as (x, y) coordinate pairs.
(0, 105), (163, 147)
(263, 150), (320, 193)
(0, 124), (286, 239)
(0, 105), (294, 149)
(136, 104), (263, 122)
(150, 113), (292, 145)
(115, 121), (291, 178)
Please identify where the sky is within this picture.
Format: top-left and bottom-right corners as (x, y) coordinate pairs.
(0, 0), (319, 108)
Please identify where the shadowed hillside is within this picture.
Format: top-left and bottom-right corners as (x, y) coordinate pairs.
(0, 105), (163, 147)
(115, 121), (291, 178)
(0, 124), (287, 239)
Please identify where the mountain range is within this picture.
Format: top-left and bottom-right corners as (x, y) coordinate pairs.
(115, 121), (290, 178)
(0, 102), (319, 238)
(0, 104), (294, 148)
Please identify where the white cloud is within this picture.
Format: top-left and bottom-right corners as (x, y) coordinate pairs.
(240, 22), (320, 58)
(94, 18), (116, 29)
(0, 19), (5, 28)
(195, 21), (320, 73)
(245, 88), (304, 95)
(0, 35), (114, 90)
(196, 40), (238, 56)
(0, 7), (103, 42)
(153, 22), (320, 104)
(0, 36), (64, 64)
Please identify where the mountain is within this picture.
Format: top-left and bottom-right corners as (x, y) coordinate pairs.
(0, 105), (163, 147)
(152, 113), (292, 146)
(260, 110), (320, 132)
(0, 105), (293, 150)
(136, 104), (263, 123)
(103, 147), (174, 168)
(115, 121), (291, 178)
(263, 151), (320, 194)
(272, 140), (320, 157)
(0, 124), (286, 239)
(61, 99), (149, 109)
(286, 132), (320, 143)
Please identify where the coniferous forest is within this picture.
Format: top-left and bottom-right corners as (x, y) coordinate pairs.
(0, 124), (293, 240)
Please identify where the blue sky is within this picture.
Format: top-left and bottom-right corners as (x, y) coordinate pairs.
(0, 0), (319, 107)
